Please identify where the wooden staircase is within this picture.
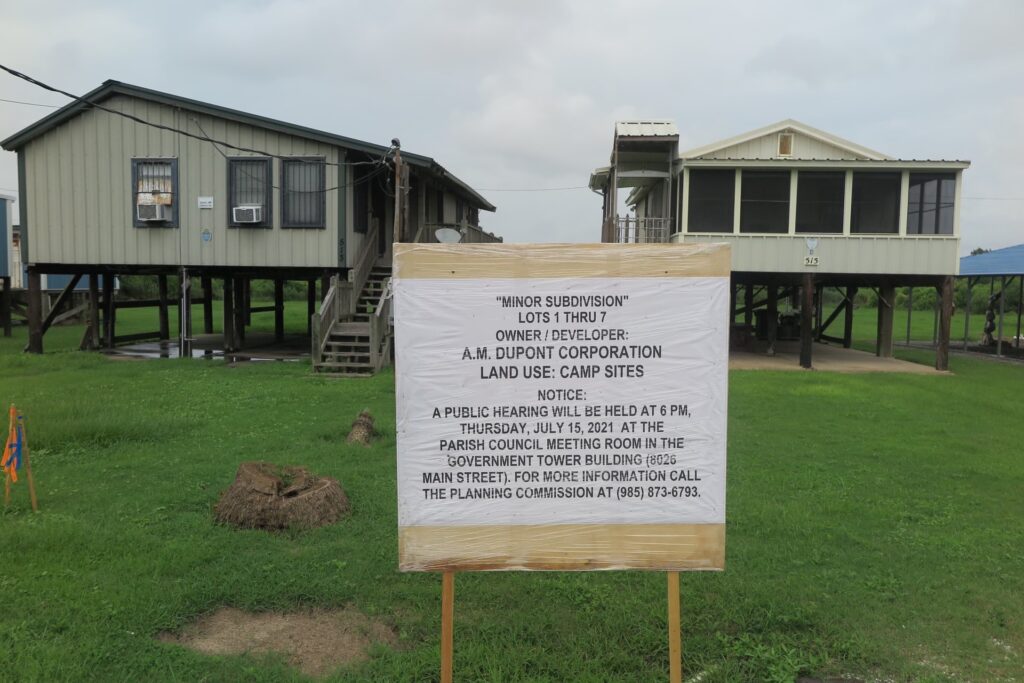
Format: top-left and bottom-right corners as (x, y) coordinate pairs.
(312, 266), (392, 376)
(353, 266), (392, 323)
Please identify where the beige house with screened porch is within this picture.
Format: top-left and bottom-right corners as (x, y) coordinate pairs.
(590, 119), (969, 370)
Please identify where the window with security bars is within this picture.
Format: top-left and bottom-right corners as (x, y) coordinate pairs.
(228, 157), (272, 227)
(281, 158), (326, 228)
(131, 158), (178, 227)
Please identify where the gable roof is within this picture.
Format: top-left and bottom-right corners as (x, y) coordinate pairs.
(0, 80), (495, 212)
(960, 244), (1024, 277)
(678, 118), (892, 161)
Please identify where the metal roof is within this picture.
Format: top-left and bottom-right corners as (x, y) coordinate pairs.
(0, 80), (495, 212)
(615, 120), (679, 138)
(693, 157), (970, 164)
(960, 244), (1024, 277)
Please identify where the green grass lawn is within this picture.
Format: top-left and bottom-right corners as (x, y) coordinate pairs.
(0, 318), (1021, 681)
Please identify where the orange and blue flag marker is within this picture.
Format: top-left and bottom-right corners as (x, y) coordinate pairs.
(2, 405), (23, 484)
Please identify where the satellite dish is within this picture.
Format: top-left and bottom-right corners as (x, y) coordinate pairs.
(435, 227), (463, 244)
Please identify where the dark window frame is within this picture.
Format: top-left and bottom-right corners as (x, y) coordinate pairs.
(795, 171), (845, 234)
(739, 170), (790, 234)
(281, 156), (327, 230)
(227, 157), (273, 229)
(686, 169), (735, 234)
(131, 157), (179, 229)
(907, 172), (956, 236)
(851, 171), (901, 234)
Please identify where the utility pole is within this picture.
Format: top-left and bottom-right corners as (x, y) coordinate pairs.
(392, 139), (403, 245)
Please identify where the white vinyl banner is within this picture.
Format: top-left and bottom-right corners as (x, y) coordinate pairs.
(395, 276), (730, 529)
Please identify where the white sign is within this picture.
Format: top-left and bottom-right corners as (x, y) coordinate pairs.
(396, 277), (729, 528)
(197, 196), (214, 209)
(394, 244), (730, 571)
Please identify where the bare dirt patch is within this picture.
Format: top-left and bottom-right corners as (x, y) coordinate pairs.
(159, 606), (397, 677)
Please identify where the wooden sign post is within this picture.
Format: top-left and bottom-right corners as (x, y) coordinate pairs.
(393, 243), (730, 681)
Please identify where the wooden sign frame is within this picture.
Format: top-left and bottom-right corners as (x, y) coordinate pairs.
(392, 242), (731, 681)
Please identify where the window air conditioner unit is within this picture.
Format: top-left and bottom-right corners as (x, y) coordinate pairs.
(137, 204), (170, 222)
(233, 205), (263, 224)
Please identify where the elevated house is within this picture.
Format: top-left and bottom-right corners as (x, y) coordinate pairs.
(590, 119), (968, 370)
(1, 80), (498, 373)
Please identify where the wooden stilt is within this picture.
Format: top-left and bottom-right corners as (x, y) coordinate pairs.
(102, 274), (116, 348)
(243, 279), (252, 326)
(233, 277), (246, 348)
(964, 280), (973, 350)
(936, 275), (953, 371)
(668, 571), (682, 683)
(223, 276), (235, 352)
(27, 268), (43, 353)
(441, 572), (455, 683)
(1, 276), (11, 337)
(307, 279), (316, 336)
(88, 274), (100, 349)
(729, 283), (737, 325)
(766, 284), (778, 356)
(800, 274), (814, 369)
(202, 276), (214, 334)
(843, 287), (856, 348)
(743, 285), (753, 327)
(157, 275), (170, 340)
(876, 285), (895, 358)
(274, 278), (285, 342)
(814, 283), (824, 339)
(906, 287), (913, 345)
(179, 269), (192, 358)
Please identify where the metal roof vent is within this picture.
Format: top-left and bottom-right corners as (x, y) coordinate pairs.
(778, 133), (794, 157)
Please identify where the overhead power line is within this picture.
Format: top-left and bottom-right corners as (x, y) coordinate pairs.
(0, 63), (386, 172)
(0, 96), (59, 108)
(188, 115), (390, 194)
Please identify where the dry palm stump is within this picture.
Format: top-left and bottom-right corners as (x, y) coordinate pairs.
(346, 410), (375, 446)
(214, 462), (349, 530)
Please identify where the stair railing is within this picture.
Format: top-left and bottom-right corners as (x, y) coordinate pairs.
(310, 274), (353, 365)
(350, 221), (380, 317)
(370, 276), (393, 371)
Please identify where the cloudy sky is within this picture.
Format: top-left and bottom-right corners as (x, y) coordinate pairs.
(1, 0), (1021, 251)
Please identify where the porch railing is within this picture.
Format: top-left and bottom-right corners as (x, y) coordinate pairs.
(615, 216), (672, 244)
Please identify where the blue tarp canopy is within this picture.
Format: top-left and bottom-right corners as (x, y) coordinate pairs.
(959, 244), (1024, 277)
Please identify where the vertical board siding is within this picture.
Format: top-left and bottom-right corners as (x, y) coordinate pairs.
(22, 94), (340, 268)
(672, 233), (959, 275)
(702, 131), (864, 161)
